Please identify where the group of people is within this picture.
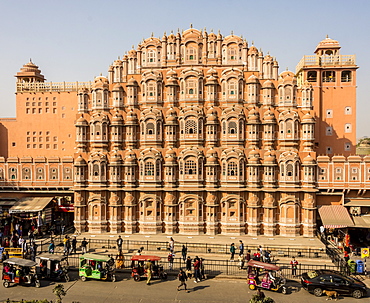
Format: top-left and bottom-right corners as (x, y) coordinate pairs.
(230, 242), (272, 270)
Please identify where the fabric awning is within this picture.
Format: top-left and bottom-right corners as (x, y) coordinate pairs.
(9, 197), (53, 213)
(318, 205), (354, 228)
(0, 199), (18, 206)
(352, 215), (370, 228)
(344, 199), (370, 207)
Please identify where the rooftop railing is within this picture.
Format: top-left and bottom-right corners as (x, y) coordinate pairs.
(16, 81), (93, 93)
(296, 55), (356, 73)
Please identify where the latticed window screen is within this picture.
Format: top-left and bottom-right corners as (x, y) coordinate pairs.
(227, 162), (237, 176)
(286, 163), (293, 176)
(185, 120), (197, 134)
(145, 162), (154, 176)
(146, 122), (155, 135)
(228, 121), (237, 134)
(184, 160), (196, 174)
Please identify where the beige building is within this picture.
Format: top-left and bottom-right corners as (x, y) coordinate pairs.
(0, 28), (366, 237)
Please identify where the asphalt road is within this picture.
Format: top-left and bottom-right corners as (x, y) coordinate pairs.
(1, 271), (369, 303)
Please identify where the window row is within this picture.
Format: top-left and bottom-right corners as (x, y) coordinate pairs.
(307, 70), (352, 82)
(0, 167), (72, 181)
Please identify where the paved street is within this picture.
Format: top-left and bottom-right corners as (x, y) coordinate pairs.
(1, 271), (369, 303)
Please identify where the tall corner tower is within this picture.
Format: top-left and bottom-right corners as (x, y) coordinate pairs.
(296, 36), (358, 156)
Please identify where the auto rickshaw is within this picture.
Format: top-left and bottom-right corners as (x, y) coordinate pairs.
(2, 258), (40, 288)
(131, 255), (167, 282)
(36, 253), (70, 282)
(247, 260), (287, 294)
(79, 253), (116, 282)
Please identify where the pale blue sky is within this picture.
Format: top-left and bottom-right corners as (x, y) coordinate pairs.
(0, 0), (369, 138)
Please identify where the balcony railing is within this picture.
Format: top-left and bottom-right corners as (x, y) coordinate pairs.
(296, 55), (356, 73)
(16, 81), (93, 93)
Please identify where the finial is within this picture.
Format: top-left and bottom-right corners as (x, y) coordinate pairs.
(171, 30), (173, 34)
(100, 73), (102, 76)
(190, 23), (193, 28)
(252, 41), (254, 45)
(231, 30), (234, 36)
(204, 27), (207, 32)
(286, 67), (288, 71)
(164, 31), (166, 36)
(132, 45), (134, 49)
(326, 34), (329, 38)
(151, 32), (154, 37)
(218, 29), (220, 34)
(29, 58), (32, 63)
(211, 29), (213, 33)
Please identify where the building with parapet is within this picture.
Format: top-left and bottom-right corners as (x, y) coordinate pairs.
(0, 28), (366, 237)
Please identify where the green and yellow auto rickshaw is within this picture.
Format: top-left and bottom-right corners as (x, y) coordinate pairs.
(79, 253), (116, 282)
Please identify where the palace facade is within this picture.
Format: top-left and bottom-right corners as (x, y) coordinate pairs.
(0, 27), (367, 237)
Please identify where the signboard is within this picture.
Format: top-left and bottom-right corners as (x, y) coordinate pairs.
(361, 247), (369, 258)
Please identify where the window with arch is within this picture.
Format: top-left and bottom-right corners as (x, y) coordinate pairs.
(228, 80), (236, 96)
(22, 167), (31, 180)
(9, 167), (17, 180)
(147, 82), (155, 97)
(286, 163), (293, 177)
(307, 71), (317, 82)
(185, 119), (197, 134)
(227, 161), (237, 176)
(93, 164), (99, 176)
(187, 47), (196, 61)
(187, 79), (196, 94)
(146, 122), (155, 135)
(228, 121), (237, 134)
(148, 49), (156, 63)
(144, 161), (154, 176)
(184, 160), (196, 174)
(228, 47), (237, 61)
(323, 71), (336, 82)
(284, 86), (292, 102)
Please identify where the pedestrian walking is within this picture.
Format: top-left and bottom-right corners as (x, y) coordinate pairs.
(290, 256), (299, 277)
(319, 225), (326, 240)
(181, 245), (187, 261)
(239, 240), (244, 256)
(71, 236), (77, 254)
(116, 235), (123, 253)
(186, 256), (192, 279)
(169, 237), (175, 253)
(238, 254), (245, 270)
(48, 240), (55, 254)
(18, 236), (25, 251)
(61, 218), (66, 235)
(81, 237), (88, 254)
(168, 252), (174, 270)
(177, 268), (188, 292)
(193, 256), (200, 283)
(200, 258), (205, 279)
(28, 229), (34, 242)
(145, 259), (153, 285)
(30, 241), (37, 261)
(230, 243), (236, 261)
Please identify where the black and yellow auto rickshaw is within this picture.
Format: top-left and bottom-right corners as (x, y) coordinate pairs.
(2, 258), (40, 288)
(131, 255), (167, 282)
(79, 253), (116, 282)
(36, 253), (70, 282)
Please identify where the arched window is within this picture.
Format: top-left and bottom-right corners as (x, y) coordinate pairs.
(187, 79), (196, 94)
(187, 47), (196, 61)
(228, 47), (237, 61)
(228, 121), (237, 134)
(286, 163), (293, 177)
(185, 160), (196, 174)
(146, 122), (155, 135)
(148, 49), (156, 63)
(228, 80), (236, 96)
(185, 120), (197, 134)
(145, 161), (154, 176)
(93, 164), (99, 176)
(227, 161), (237, 176)
(147, 82), (155, 96)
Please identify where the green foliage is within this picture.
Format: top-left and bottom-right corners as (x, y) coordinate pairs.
(53, 284), (67, 303)
(249, 294), (275, 303)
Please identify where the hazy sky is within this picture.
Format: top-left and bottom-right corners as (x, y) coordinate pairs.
(0, 0), (369, 138)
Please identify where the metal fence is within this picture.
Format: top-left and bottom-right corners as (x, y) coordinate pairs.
(48, 238), (328, 259)
(63, 255), (339, 280)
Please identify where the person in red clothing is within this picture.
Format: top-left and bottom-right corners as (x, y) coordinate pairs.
(193, 257), (200, 283)
(290, 256), (299, 277)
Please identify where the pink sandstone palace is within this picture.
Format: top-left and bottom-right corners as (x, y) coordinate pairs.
(0, 27), (368, 237)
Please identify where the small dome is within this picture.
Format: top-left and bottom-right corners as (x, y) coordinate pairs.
(247, 74), (259, 83)
(248, 149), (260, 163)
(75, 155), (86, 165)
(166, 108), (178, 123)
(112, 111), (124, 123)
(262, 80), (274, 89)
(315, 36), (340, 53)
(264, 151), (276, 163)
(248, 108), (260, 121)
(302, 112), (315, 123)
(206, 149), (218, 163)
(124, 150), (137, 163)
(165, 149), (177, 162)
(262, 109), (276, 122)
(206, 67), (217, 76)
(126, 110), (138, 123)
(303, 154), (316, 164)
(127, 77), (138, 86)
(249, 45), (258, 53)
(112, 83), (123, 91)
(206, 107), (217, 116)
(76, 115), (88, 126)
(166, 69), (177, 78)
(128, 48), (137, 57)
(110, 152), (122, 163)
(206, 75), (218, 85)
(93, 75), (109, 89)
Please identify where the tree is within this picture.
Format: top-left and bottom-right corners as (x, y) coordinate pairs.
(53, 284), (66, 303)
